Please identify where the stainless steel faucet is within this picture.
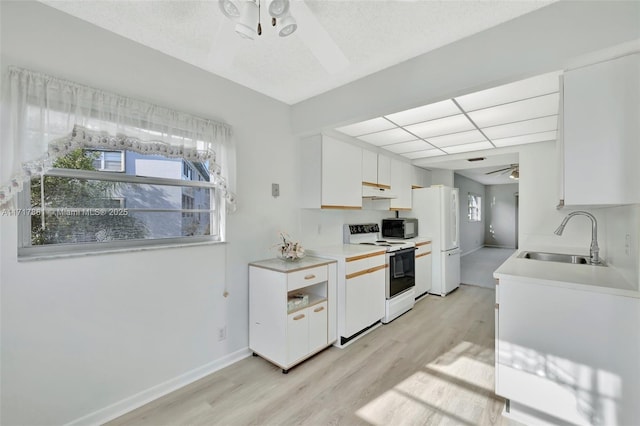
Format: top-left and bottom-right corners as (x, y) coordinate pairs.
(554, 211), (600, 265)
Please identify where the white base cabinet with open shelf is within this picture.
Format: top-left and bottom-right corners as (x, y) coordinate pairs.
(249, 257), (337, 373)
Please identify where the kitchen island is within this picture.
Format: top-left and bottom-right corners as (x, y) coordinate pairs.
(493, 250), (639, 426)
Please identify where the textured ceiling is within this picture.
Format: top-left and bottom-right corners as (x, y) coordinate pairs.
(39, 0), (556, 105)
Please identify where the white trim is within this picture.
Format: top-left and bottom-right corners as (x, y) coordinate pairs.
(65, 347), (251, 426)
(483, 244), (517, 250)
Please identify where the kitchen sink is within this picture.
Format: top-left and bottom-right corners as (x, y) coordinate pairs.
(517, 251), (605, 266)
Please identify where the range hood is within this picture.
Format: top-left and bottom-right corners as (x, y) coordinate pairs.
(362, 185), (397, 199)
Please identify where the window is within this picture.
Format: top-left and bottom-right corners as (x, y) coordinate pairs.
(468, 193), (482, 222)
(89, 150), (125, 172)
(4, 66), (235, 259)
(19, 148), (220, 257)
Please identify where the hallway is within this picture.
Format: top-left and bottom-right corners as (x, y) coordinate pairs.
(461, 247), (515, 289)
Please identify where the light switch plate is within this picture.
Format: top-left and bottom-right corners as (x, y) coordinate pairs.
(272, 183), (279, 197)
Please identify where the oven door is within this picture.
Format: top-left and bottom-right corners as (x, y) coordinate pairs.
(386, 247), (416, 299)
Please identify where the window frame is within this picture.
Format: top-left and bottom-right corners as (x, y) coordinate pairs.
(87, 149), (125, 172)
(467, 193), (482, 223)
(18, 165), (222, 259)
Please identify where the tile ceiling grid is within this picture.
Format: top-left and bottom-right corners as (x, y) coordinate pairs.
(335, 71), (562, 160)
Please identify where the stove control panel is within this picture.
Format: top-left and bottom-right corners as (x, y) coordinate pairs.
(348, 223), (379, 235)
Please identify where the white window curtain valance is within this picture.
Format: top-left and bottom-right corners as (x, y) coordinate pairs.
(0, 66), (236, 209)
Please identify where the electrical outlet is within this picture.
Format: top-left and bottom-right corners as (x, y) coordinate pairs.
(272, 183), (279, 197)
(218, 326), (226, 341)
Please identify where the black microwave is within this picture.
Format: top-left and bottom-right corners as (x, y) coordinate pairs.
(381, 218), (418, 239)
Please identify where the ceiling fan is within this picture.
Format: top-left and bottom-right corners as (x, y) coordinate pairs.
(486, 164), (519, 180)
(217, 0), (349, 74)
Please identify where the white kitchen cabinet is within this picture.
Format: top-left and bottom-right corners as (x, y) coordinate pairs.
(344, 252), (386, 339)
(411, 165), (430, 189)
(249, 257), (337, 373)
(390, 159), (413, 210)
(301, 134), (363, 209)
(560, 52), (640, 206)
(363, 150), (391, 189)
(414, 240), (432, 299)
(495, 277), (640, 425)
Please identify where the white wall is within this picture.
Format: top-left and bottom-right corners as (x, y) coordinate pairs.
(453, 174), (485, 255)
(431, 169), (454, 187)
(604, 205), (640, 289)
(485, 184), (519, 249)
(0, 2), (298, 425)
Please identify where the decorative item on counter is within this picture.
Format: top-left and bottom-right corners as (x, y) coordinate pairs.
(273, 232), (305, 261)
(287, 292), (309, 312)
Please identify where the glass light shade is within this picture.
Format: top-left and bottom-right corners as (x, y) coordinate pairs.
(268, 0), (290, 18)
(219, 0), (242, 18)
(235, 1), (259, 40)
(277, 14), (297, 37)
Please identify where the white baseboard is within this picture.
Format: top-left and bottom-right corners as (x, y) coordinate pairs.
(461, 246), (483, 257)
(66, 347), (251, 426)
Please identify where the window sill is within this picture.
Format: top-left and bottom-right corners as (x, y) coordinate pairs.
(18, 239), (226, 262)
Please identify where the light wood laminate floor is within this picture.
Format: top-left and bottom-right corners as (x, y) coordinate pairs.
(109, 285), (520, 426)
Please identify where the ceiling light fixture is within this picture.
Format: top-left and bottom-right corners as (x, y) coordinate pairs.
(219, 0), (298, 39)
(509, 169), (520, 180)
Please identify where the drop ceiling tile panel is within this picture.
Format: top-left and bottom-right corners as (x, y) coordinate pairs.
(358, 127), (416, 146)
(492, 131), (557, 147)
(426, 129), (487, 148)
(467, 93), (559, 128)
(384, 99), (460, 126)
(442, 141), (494, 154)
(403, 149), (446, 159)
(336, 117), (396, 136)
(482, 115), (558, 140)
(455, 71), (561, 111)
(382, 140), (433, 154)
(403, 114), (475, 139)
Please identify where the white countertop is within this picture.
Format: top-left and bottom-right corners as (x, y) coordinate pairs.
(494, 249), (640, 299)
(307, 244), (387, 260)
(249, 256), (336, 273)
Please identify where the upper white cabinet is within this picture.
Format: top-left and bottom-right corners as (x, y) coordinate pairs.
(390, 159), (413, 210)
(561, 52), (640, 206)
(301, 135), (363, 209)
(411, 166), (431, 189)
(362, 150), (391, 189)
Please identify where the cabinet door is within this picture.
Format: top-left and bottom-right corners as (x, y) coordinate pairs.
(308, 301), (328, 353)
(377, 154), (391, 188)
(287, 310), (309, 364)
(415, 251), (432, 297)
(362, 149), (378, 186)
(563, 53), (640, 205)
(390, 159), (412, 210)
(321, 136), (363, 208)
(344, 269), (385, 337)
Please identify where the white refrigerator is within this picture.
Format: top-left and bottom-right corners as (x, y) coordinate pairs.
(409, 185), (461, 296)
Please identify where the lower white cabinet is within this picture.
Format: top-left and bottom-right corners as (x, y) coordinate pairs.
(495, 277), (640, 425)
(414, 240), (432, 299)
(249, 257), (337, 373)
(344, 252), (386, 341)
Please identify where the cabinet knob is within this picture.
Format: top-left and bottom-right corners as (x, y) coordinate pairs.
(304, 274), (316, 280)
(314, 306), (325, 313)
(293, 314), (305, 321)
